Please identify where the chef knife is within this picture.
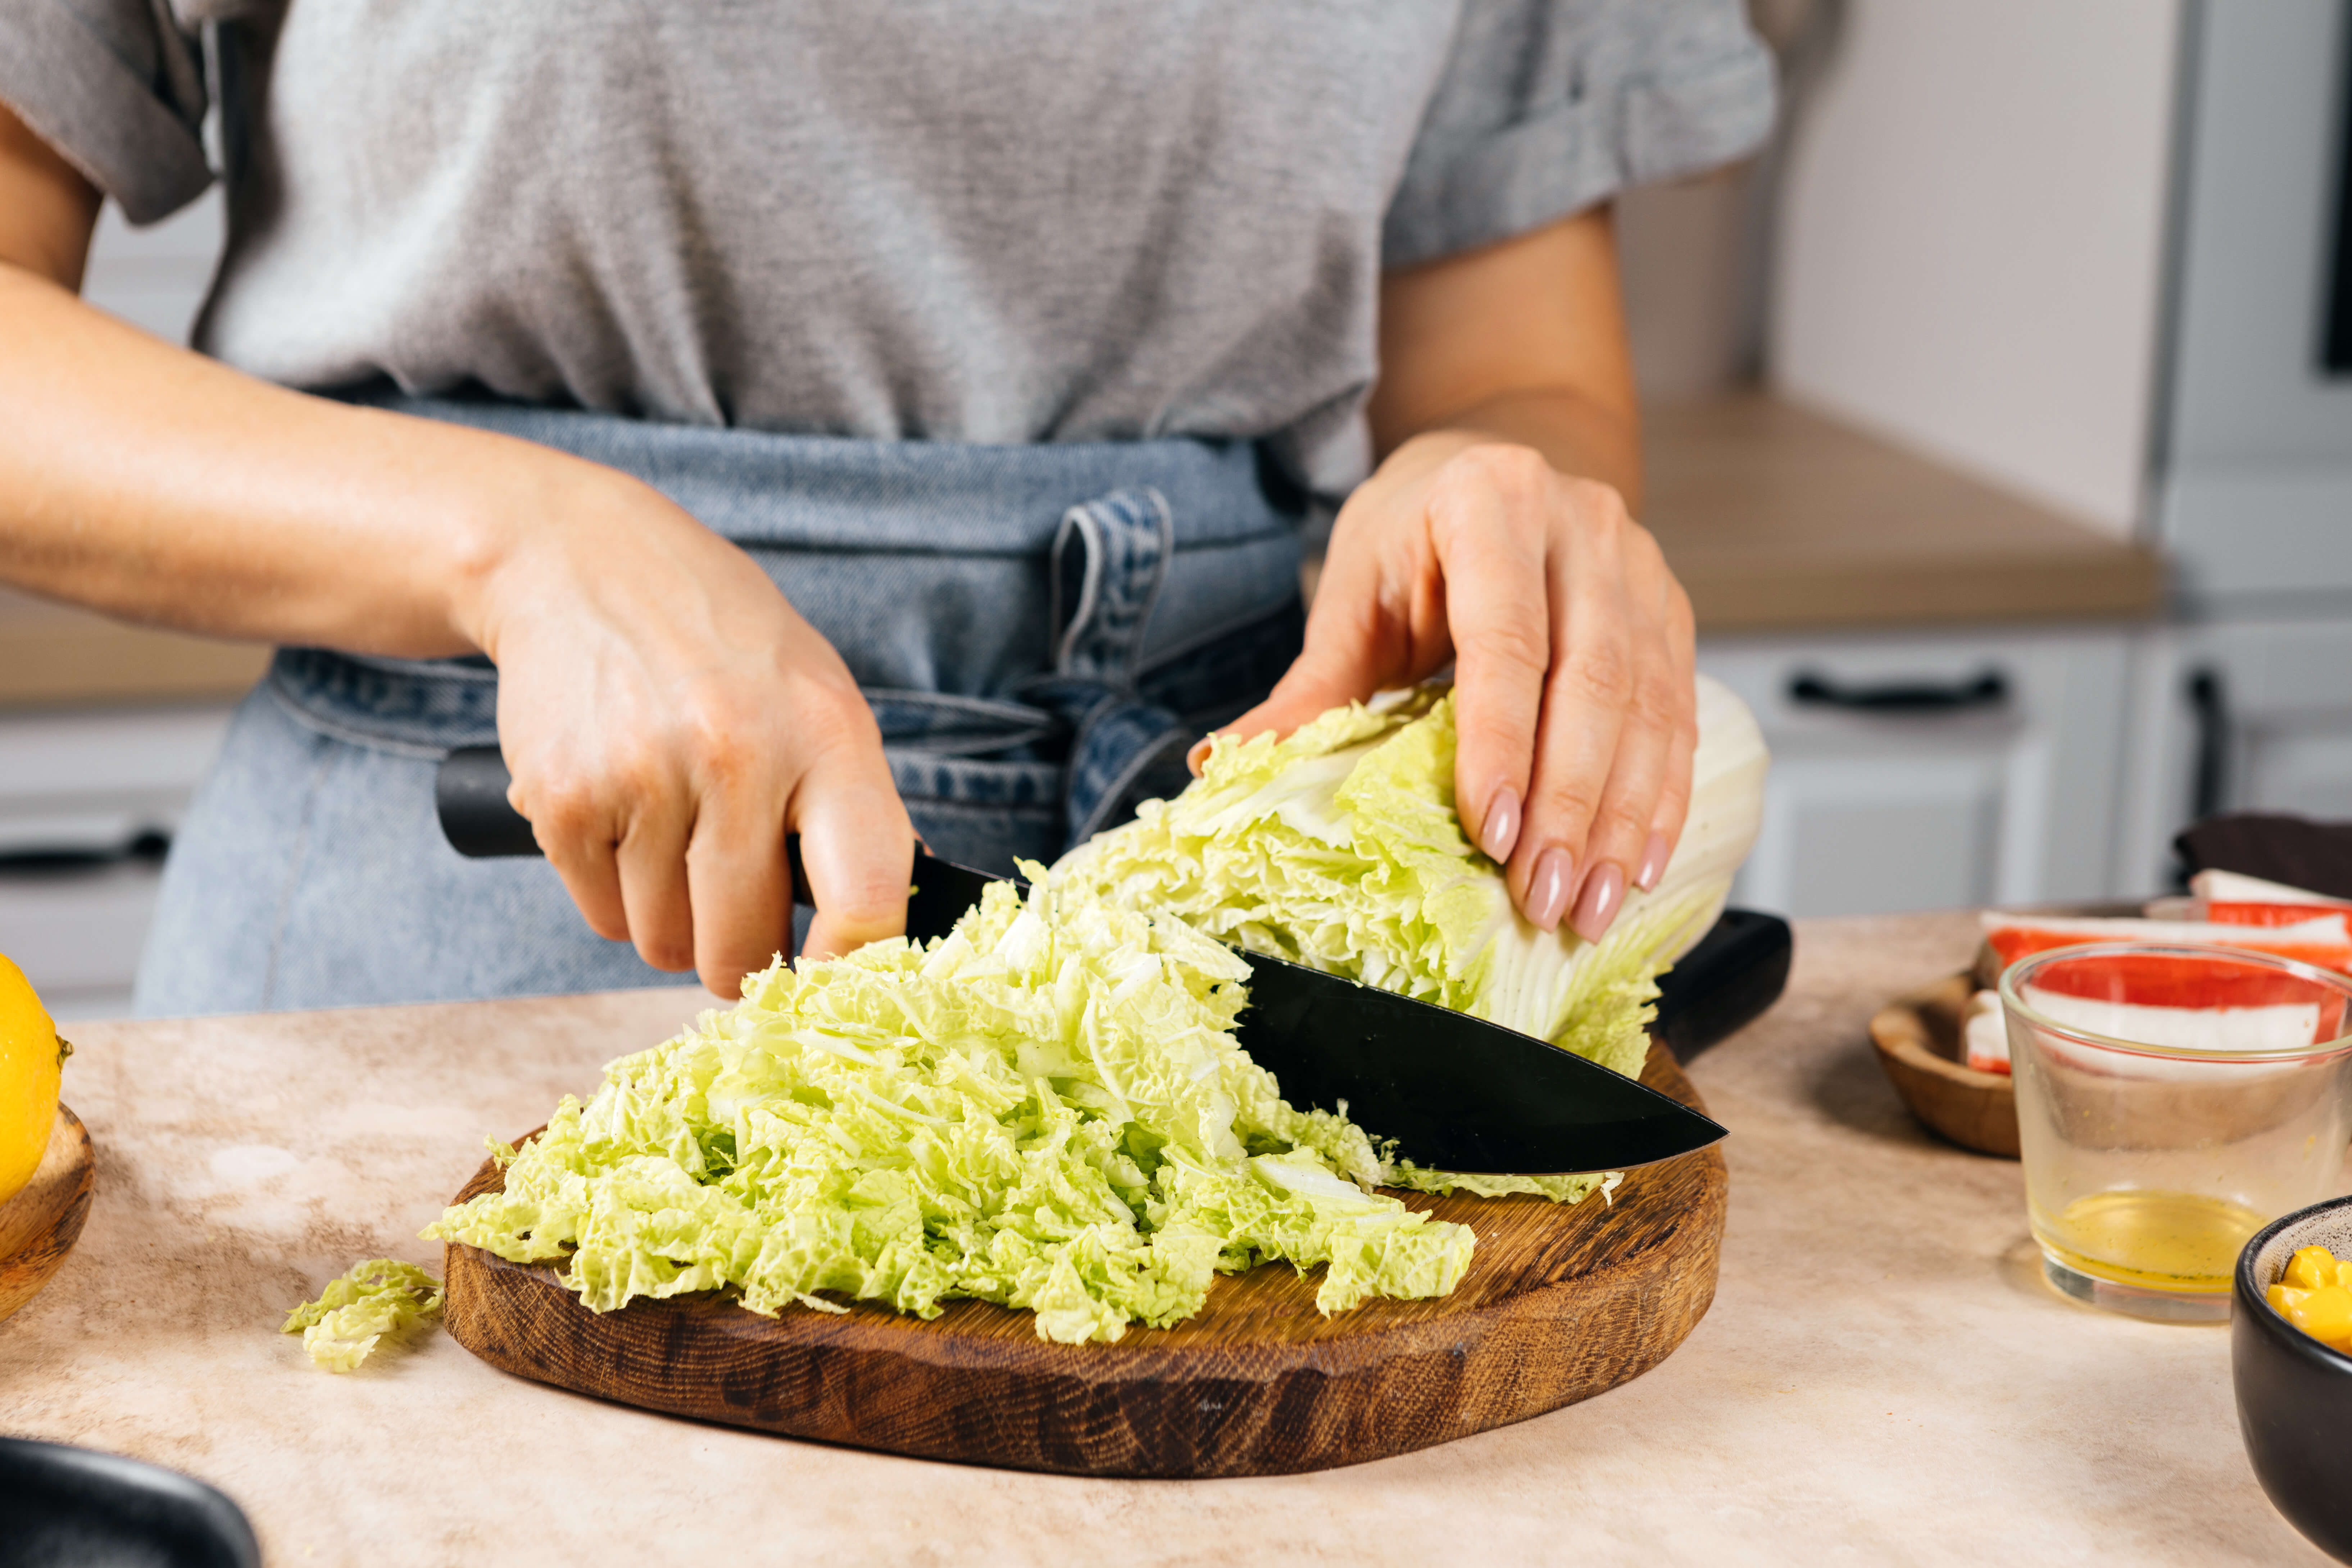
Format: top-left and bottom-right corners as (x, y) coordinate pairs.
(436, 745), (1752, 1174)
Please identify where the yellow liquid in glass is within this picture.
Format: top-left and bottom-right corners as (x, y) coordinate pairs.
(2037, 1190), (2268, 1294)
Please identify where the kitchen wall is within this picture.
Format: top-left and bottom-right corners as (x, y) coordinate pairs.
(1768, 0), (2185, 536)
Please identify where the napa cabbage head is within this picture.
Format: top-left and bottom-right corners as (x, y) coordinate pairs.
(1053, 675), (1768, 1089)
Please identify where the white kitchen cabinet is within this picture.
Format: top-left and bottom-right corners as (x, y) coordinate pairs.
(0, 705), (238, 1018)
(2116, 618), (2352, 898)
(1699, 627), (2134, 918)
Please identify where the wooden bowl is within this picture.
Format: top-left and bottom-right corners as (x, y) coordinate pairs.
(1869, 974), (2019, 1158)
(0, 1104), (96, 1324)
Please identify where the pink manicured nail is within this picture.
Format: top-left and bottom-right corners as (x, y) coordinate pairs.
(1526, 847), (1575, 931)
(1479, 786), (1521, 863)
(1571, 861), (1626, 944)
(1634, 832), (1670, 892)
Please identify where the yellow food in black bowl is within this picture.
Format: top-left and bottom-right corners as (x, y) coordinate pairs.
(2237, 1199), (2352, 1564)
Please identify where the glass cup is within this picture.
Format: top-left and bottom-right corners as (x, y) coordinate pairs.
(2002, 942), (2352, 1322)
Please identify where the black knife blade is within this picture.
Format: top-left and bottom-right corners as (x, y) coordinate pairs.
(436, 745), (1745, 1174)
(1228, 953), (1723, 1173)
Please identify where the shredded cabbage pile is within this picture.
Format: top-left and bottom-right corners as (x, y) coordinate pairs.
(283, 1258), (445, 1372)
(427, 874), (1474, 1345)
(1053, 677), (1767, 1197)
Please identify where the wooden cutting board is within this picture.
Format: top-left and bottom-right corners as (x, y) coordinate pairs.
(443, 1041), (1725, 1478)
(0, 1105), (96, 1326)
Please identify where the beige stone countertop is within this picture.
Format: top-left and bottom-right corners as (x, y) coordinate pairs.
(1, 911), (2324, 1564)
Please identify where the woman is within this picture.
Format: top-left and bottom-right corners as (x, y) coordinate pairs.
(0, 1), (1772, 1013)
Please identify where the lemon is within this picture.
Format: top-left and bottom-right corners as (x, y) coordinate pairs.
(0, 953), (69, 1206)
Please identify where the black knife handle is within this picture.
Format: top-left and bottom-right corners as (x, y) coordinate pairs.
(436, 746), (541, 857)
(1652, 908), (1792, 1060)
(435, 745), (998, 941)
(437, 743), (816, 890)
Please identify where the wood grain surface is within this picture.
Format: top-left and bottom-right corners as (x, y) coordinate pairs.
(1643, 396), (2163, 633)
(443, 1041), (1726, 1478)
(0, 1105), (95, 1325)
(1870, 974), (2021, 1158)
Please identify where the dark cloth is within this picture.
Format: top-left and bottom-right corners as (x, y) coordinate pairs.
(2176, 814), (2352, 900)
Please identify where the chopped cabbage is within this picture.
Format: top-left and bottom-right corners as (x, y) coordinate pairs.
(1053, 676), (1767, 1196)
(427, 874), (1474, 1344)
(283, 1259), (444, 1372)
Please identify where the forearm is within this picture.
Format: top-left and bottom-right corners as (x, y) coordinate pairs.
(1387, 387), (1642, 514)
(1368, 205), (1642, 511)
(0, 260), (620, 657)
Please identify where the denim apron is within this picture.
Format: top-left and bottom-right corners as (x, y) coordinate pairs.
(132, 395), (1304, 1015)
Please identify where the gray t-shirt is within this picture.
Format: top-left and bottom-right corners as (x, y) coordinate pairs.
(1, 0), (1771, 497)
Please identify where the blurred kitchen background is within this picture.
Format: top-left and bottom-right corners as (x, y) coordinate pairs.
(7, 0), (2352, 1017)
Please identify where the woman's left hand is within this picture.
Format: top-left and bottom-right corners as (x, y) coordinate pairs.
(1212, 427), (1695, 944)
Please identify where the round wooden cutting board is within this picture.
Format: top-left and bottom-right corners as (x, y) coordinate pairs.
(0, 1105), (96, 1326)
(442, 1042), (1726, 1478)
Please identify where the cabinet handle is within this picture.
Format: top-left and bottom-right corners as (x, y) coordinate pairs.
(1786, 669), (2008, 714)
(2187, 665), (2228, 821)
(0, 828), (172, 877)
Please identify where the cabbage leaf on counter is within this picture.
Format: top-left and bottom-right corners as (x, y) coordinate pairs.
(283, 1258), (445, 1372)
(427, 876), (1474, 1345)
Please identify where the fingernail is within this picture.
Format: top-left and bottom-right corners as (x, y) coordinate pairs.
(1479, 786), (1521, 863)
(1185, 737), (1213, 776)
(1571, 861), (1626, 944)
(1635, 832), (1670, 892)
(1526, 846), (1575, 931)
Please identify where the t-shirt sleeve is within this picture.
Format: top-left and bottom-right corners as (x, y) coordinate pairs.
(0, 0), (211, 224)
(1385, 0), (1775, 268)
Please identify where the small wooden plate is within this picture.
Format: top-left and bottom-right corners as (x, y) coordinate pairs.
(1869, 975), (2019, 1158)
(0, 1104), (96, 1324)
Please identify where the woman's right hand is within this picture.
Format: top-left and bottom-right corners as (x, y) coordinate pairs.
(0, 99), (910, 994)
(460, 468), (914, 994)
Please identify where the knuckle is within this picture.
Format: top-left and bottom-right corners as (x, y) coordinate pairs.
(830, 858), (915, 923)
(1538, 777), (1604, 835)
(524, 775), (604, 842)
(1622, 518), (1668, 574)
(1562, 474), (1631, 524)
(1591, 795), (1652, 846)
(1463, 617), (1550, 685)
(1432, 442), (1550, 514)
(1626, 674), (1684, 733)
(1468, 441), (1552, 490)
(604, 729), (677, 800)
(1665, 579), (1695, 640)
(672, 692), (763, 774)
(1560, 644), (1633, 708)
(786, 676), (881, 763)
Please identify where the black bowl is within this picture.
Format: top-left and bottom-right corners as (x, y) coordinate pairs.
(0, 1436), (258, 1568)
(2235, 1195), (2352, 1564)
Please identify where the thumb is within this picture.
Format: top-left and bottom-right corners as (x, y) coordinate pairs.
(1186, 651), (1376, 775)
(791, 740), (917, 960)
